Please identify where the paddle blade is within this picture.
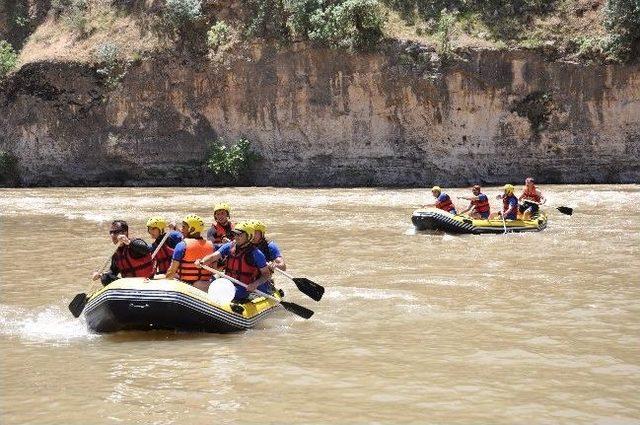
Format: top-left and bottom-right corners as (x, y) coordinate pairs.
(557, 206), (573, 216)
(68, 293), (88, 318)
(293, 277), (325, 302)
(280, 301), (314, 319)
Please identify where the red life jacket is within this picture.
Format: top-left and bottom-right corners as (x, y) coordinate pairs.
(471, 194), (490, 214)
(522, 185), (542, 203)
(435, 193), (456, 213)
(502, 194), (519, 219)
(226, 244), (261, 285)
(114, 246), (154, 278)
(177, 238), (214, 283)
(154, 242), (174, 274)
(212, 222), (235, 244)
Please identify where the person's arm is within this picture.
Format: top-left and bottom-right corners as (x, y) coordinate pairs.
(245, 249), (272, 292)
(198, 243), (228, 266)
(504, 199), (517, 217)
(538, 190), (546, 204)
(165, 260), (180, 279)
(165, 241), (186, 280)
(267, 242), (286, 271)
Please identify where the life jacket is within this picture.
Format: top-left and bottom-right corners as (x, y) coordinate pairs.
(177, 238), (214, 283)
(212, 222), (234, 244)
(226, 244), (261, 286)
(254, 239), (276, 262)
(471, 194), (490, 214)
(153, 234), (174, 274)
(435, 193), (456, 213)
(522, 185), (542, 203)
(503, 194), (519, 220)
(114, 245), (154, 278)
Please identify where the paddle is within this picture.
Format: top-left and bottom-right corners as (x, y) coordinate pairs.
(68, 247), (118, 318)
(199, 264), (314, 319)
(521, 199), (573, 216)
(500, 211), (508, 234)
(272, 267), (324, 302)
(151, 231), (171, 258)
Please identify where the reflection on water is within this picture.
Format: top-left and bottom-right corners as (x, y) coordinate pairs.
(1, 185), (639, 424)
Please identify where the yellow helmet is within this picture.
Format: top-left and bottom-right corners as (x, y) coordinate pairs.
(232, 221), (254, 239)
(431, 185), (441, 193)
(251, 220), (267, 233)
(503, 184), (515, 194)
(214, 203), (231, 214)
(146, 216), (167, 230)
(183, 214), (205, 234)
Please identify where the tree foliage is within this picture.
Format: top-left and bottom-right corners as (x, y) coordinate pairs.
(247, 0), (386, 49)
(0, 40), (18, 78)
(206, 138), (259, 179)
(604, 0), (640, 61)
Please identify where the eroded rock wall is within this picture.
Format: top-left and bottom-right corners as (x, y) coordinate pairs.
(1, 44), (638, 186)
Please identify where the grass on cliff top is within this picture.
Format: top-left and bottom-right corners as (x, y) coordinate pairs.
(381, 0), (608, 54)
(15, 0), (610, 67)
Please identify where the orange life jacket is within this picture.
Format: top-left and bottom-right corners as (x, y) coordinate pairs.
(435, 193), (456, 213)
(471, 194), (490, 214)
(212, 222), (235, 244)
(521, 185), (542, 203)
(177, 238), (214, 283)
(114, 246), (154, 278)
(226, 244), (261, 286)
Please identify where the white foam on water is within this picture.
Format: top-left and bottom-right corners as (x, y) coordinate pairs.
(0, 303), (96, 344)
(325, 286), (417, 301)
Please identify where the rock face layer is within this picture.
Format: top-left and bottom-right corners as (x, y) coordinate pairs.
(1, 44), (639, 187)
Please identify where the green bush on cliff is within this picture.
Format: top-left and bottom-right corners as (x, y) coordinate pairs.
(95, 42), (125, 89)
(0, 41), (18, 78)
(164, 0), (202, 26)
(246, 0), (385, 49)
(207, 21), (231, 51)
(286, 0), (385, 48)
(206, 138), (259, 179)
(604, 0), (640, 62)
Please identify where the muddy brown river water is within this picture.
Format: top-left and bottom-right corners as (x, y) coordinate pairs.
(1, 185), (639, 424)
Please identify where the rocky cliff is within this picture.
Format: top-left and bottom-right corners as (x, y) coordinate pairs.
(1, 43), (639, 186)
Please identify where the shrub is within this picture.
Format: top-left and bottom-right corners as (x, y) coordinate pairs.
(0, 40), (18, 78)
(164, 0), (202, 26)
(206, 138), (259, 179)
(435, 9), (456, 59)
(285, 0), (386, 49)
(94, 42), (125, 89)
(52, 0), (88, 33)
(207, 21), (231, 51)
(246, 0), (290, 40)
(604, 0), (640, 62)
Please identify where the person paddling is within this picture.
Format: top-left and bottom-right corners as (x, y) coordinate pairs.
(195, 221), (273, 301)
(491, 184), (519, 220)
(518, 177), (545, 220)
(458, 185), (491, 219)
(92, 220), (154, 286)
(165, 215), (214, 290)
(424, 186), (457, 214)
(249, 220), (285, 294)
(146, 216), (183, 274)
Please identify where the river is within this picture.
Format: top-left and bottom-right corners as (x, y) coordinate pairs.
(1, 185), (639, 424)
